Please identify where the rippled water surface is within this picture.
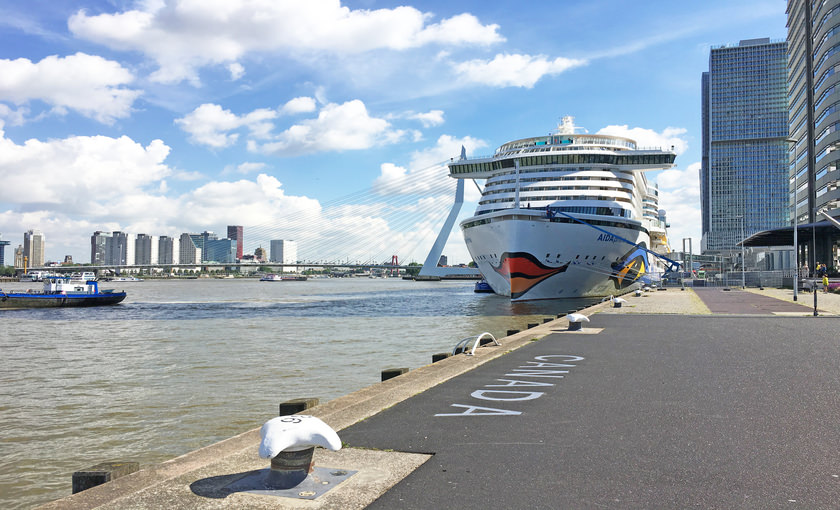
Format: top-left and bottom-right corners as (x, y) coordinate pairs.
(0, 277), (596, 508)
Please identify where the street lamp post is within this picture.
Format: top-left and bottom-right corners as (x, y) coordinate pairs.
(741, 215), (745, 289)
(786, 137), (800, 301)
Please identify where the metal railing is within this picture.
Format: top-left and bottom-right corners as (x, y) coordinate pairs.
(672, 270), (800, 289)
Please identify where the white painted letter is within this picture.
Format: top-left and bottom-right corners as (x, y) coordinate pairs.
(521, 361), (577, 368)
(534, 355), (584, 362)
(506, 370), (568, 378)
(435, 404), (521, 417)
(470, 390), (545, 401)
(486, 379), (555, 388)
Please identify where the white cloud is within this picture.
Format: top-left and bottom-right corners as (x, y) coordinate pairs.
(0, 125), (170, 215)
(0, 53), (141, 124)
(69, 0), (503, 84)
(280, 96), (317, 115)
(256, 99), (406, 156)
(175, 103), (278, 148)
(227, 62), (244, 80)
(0, 124), (475, 264)
(652, 162), (701, 251)
(235, 162), (267, 174)
(408, 109), (444, 127)
(373, 134), (488, 202)
(453, 53), (587, 88)
(597, 125), (689, 155)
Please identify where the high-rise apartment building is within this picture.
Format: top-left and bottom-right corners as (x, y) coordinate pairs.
(110, 231), (130, 265)
(179, 233), (201, 264)
(24, 229), (46, 267)
(700, 38), (789, 254)
(135, 234), (153, 265)
(158, 236), (174, 265)
(270, 239), (297, 270)
(787, 0), (840, 268)
(227, 225), (243, 260)
(91, 231), (110, 265)
(0, 233), (9, 267)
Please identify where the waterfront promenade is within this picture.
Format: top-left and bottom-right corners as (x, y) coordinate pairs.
(39, 287), (840, 509)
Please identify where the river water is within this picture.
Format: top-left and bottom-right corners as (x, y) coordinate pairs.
(0, 277), (596, 509)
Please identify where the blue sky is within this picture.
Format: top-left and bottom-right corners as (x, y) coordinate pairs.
(0, 0), (787, 265)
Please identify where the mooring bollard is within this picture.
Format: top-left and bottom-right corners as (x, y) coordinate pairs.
(72, 461), (139, 494)
(381, 367), (409, 381)
(432, 352), (451, 363)
(280, 397), (319, 416)
(258, 415), (342, 489)
(507, 329), (520, 336)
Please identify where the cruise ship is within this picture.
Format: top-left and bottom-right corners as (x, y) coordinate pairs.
(450, 117), (677, 300)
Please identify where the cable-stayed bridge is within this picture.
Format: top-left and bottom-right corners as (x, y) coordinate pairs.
(245, 159), (460, 266)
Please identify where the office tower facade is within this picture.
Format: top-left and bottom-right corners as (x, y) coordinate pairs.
(0, 233), (9, 267)
(701, 38), (789, 254)
(227, 225), (243, 260)
(14, 245), (23, 268)
(24, 229), (46, 267)
(787, 0), (840, 267)
(158, 236), (174, 264)
(91, 231), (110, 265)
(179, 233), (201, 264)
(270, 239), (297, 267)
(135, 234), (153, 265)
(203, 238), (237, 263)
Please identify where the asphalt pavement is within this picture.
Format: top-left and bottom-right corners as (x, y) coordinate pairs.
(339, 312), (840, 509)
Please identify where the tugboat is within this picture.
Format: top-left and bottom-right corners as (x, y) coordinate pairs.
(0, 276), (127, 309)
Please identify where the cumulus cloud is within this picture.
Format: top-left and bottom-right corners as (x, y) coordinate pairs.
(652, 161), (702, 249)
(256, 99), (407, 156)
(453, 53), (587, 88)
(597, 125), (689, 155)
(0, 53), (141, 124)
(175, 103), (278, 148)
(69, 0), (503, 84)
(0, 124), (469, 264)
(0, 124), (170, 214)
(280, 96), (317, 115)
(373, 134), (488, 202)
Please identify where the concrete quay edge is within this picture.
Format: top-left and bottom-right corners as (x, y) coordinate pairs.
(37, 296), (622, 509)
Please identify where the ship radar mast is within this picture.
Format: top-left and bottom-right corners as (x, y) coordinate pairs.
(554, 115), (586, 135)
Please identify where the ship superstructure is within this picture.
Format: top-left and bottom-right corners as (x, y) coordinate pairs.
(450, 117), (676, 300)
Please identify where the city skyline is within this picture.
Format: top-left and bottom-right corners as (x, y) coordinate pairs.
(0, 1), (787, 264)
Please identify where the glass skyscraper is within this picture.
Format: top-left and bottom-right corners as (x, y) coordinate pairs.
(787, 0), (840, 269)
(701, 38), (789, 254)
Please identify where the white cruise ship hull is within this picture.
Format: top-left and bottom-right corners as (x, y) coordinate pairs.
(463, 215), (651, 300)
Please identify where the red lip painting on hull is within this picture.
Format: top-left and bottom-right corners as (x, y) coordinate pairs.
(491, 252), (568, 299)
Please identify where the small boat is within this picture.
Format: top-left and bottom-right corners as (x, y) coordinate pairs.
(260, 274), (308, 282)
(69, 271), (97, 282)
(474, 279), (494, 293)
(106, 276), (144, 282)
(19, 271), (49, 282)
(0, 277), (127, 309)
